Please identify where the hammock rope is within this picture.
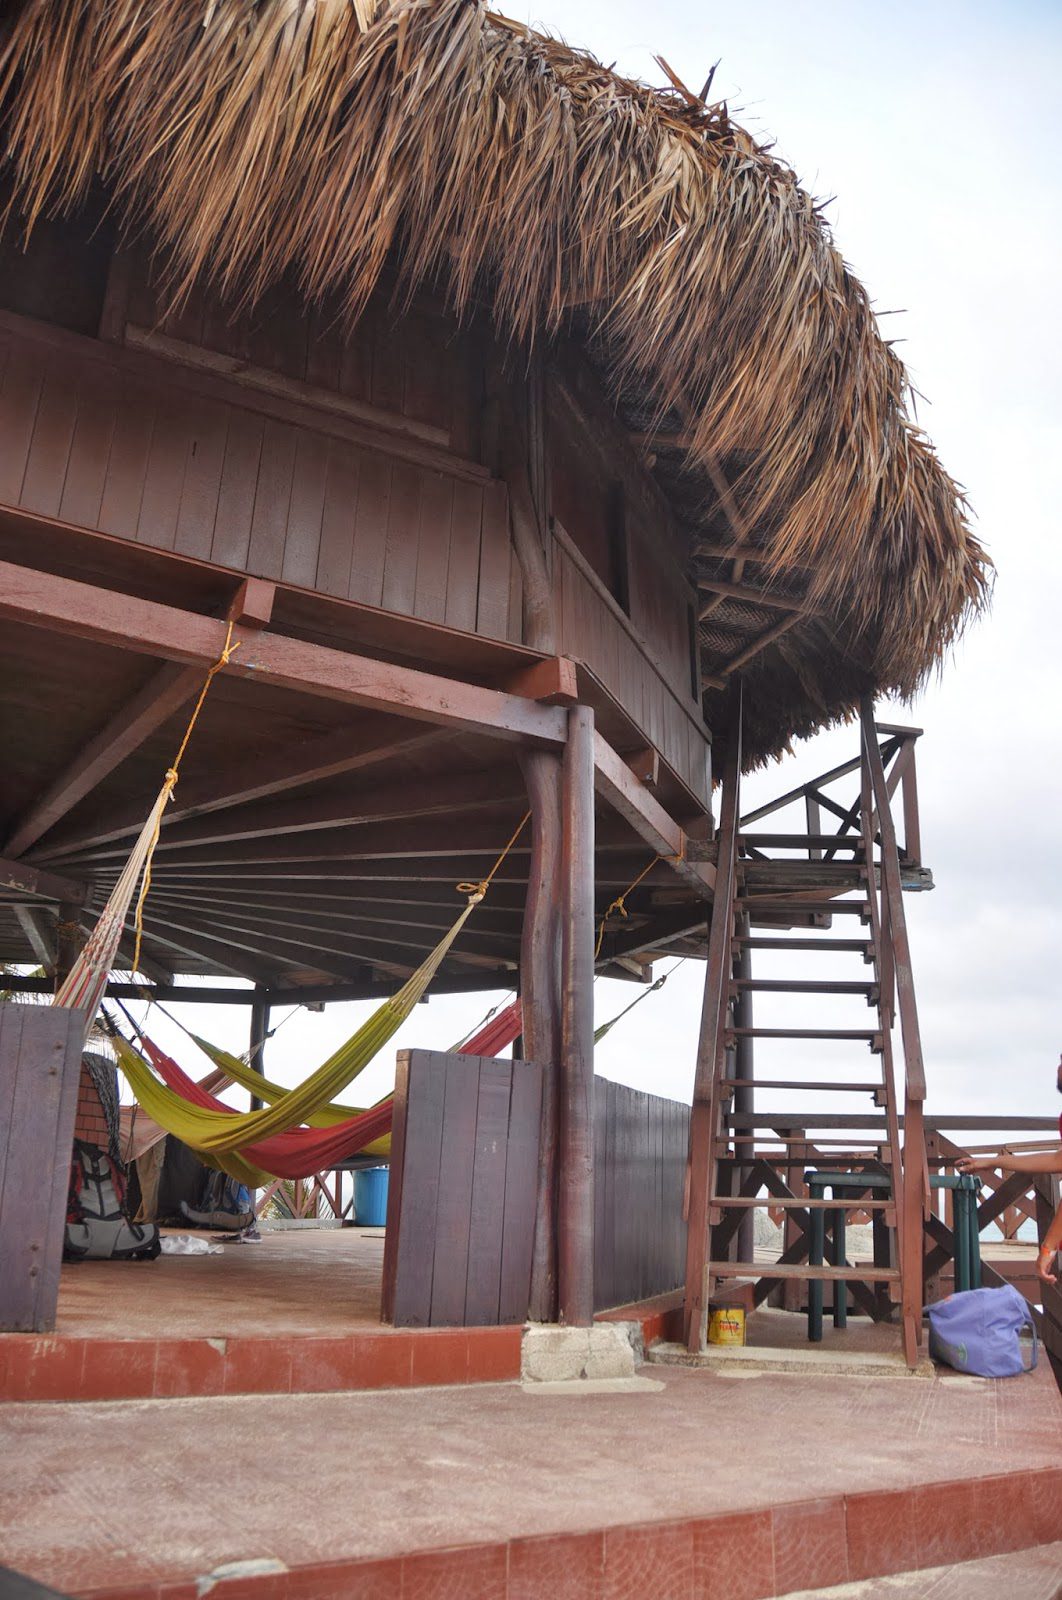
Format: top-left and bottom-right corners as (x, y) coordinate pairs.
(53, 622), (239, 1041)
(594, 856), (659, 960)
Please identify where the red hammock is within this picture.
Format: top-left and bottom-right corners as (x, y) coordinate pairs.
(137, 999), (523, 1180)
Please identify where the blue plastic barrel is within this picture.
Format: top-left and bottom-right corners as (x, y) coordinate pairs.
(353, 1166), (390, 1227)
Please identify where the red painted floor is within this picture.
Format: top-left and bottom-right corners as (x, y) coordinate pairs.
(1, 1358), (1059, 1598)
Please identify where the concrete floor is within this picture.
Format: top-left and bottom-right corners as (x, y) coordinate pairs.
(1, 1357), (1059, 1596)
(787, 1541), (1062, 1598)
(53, 1225), (387, 1337)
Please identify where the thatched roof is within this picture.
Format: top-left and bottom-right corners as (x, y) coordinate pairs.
(0, 0), (989, 764)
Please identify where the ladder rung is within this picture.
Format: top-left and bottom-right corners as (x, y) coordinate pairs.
(728, 1027), (879, 1041)
(728, 1112), (889, 1128)
(740, 833), (863, 850)
(730, 979), (877, 996)
(738, 899), (869, 915)
(724, 1079), (882, 1093)
(708, 1262), (900, 1282)
(736, 937), (873, 953)
(709, 1197), (893, 1210)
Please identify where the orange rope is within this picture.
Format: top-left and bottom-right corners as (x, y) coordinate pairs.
(594, 855), (659, 960)
(131, 622), (240, 974)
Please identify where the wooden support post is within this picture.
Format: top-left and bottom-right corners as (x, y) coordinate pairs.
(684, 713), (742, 1351)
(731, 912), (755, 1262)
(520, 750), (564, 1322)
(248, 987), (271, 1114)
(53, 903), (85, 992)
(558, 705), (595, 1325)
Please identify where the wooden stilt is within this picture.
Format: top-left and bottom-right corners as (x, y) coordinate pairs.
(520, 749), (564, 1322)
(731, 912), (755, 1263)
(558, 705), (595, 1326)
(683, 714), (742, 1351)
(248, 986), (271, 1113)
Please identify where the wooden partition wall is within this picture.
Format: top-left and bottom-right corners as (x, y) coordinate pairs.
(382, 1049), (544, 1328)
(593, 1076), (689, 1313)
(0, 1004), (84, 1332)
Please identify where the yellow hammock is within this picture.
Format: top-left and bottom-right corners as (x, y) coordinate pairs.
(186, 1037), (364, 1127)
(114, 889), (482, 1169)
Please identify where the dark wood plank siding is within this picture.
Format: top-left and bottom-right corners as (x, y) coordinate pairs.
(0, 1004), (84, 1332)
(592, 1075), (689, 1312)
(384, 1048), (543, 1328)
(554, 538), (711, 806)
(0, 320), (520, 647)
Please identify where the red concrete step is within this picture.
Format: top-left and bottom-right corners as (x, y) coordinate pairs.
(0, 1324), (521, 1403)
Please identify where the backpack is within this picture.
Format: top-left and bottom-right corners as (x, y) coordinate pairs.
(64, 1139), (161, 1262)
(927, 1285), (1037, 1378)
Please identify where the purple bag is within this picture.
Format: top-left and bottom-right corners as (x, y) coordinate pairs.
(927, 1285), (1037, 1377)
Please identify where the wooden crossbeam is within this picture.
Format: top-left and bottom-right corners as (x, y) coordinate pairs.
(696, 578), (810, 618)
(50, 766), (528, 865)
(4, 663), (205, 858)
(701, 612), (804, 690)
(2, 559), (702, 893)
(0, 557), (568, 747)
(0, 855), (86, 905)
(33, 723), (450, 861)
(13, 904), (56, 969)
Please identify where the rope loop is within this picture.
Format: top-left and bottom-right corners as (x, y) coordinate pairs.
(594, 855), (659, 960)
(455, 811), (531, 906)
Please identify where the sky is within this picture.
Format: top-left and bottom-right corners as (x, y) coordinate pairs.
(125, 0), (1061, 1135)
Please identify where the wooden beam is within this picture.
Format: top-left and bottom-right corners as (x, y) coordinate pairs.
(701, 612), (805, 690)
(504, 657), (579, 706)
(1, 973), (500, 1005)
(696, 578), (810, 618)
(4, 662), (204, 858)
(0, 559), (569, 747)
(58, 767), (529, 863)
(558, 705), (596, 1326)
(592, 734), (714, 896)
(79, 906), (275, 986)
(33, 724), (449, 860)
(694, 541), (812, 571)
(595, 906), (708, 966)
(0, 856), (86, 905)
(146, 894), (516, 967)
(13, 905), (56, 970)
(684, 714), (742, 1351)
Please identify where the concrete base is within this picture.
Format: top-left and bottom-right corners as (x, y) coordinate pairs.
(521, 1321), (639, 1382)
(649, 1339), (935, 1380)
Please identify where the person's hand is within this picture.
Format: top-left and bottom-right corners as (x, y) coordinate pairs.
(955, 1156), (994, 1174)
(1036, 1246), (1058, 1287)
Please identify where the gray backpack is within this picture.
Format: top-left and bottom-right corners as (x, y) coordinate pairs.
(64, 1140), (160, 1262)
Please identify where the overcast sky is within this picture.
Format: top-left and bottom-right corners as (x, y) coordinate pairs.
(131, 0), (1061, 1133)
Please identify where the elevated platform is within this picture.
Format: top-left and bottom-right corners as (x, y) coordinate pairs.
(1, 1359), (1058, 1599)
(0, 1227), (520, 1402)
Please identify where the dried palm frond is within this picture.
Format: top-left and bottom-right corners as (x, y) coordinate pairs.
(0, 0), (990, 762)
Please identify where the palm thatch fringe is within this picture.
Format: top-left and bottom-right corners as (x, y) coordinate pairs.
(0, 0), (989, 760)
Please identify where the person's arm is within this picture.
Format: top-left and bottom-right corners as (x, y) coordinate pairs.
(956, 1149), (1062, 1176)
(1037, 1200), (1062, 1286)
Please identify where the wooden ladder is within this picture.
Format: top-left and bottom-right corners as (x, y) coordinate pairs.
(683, 699), (930, 1367)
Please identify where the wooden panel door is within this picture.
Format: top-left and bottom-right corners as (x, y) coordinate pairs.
(382, 1048), (543, 1327)
(0, 1004), (84, 1332)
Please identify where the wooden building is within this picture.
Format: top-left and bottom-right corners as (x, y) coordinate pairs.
(0, 2), (990, 1347)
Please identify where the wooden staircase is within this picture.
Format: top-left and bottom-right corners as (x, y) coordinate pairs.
(683, 699), (931, 1367)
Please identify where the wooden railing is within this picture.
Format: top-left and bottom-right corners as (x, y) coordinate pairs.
(859, 701), (927, 1366)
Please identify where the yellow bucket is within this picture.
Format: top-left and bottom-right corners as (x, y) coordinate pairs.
(707, 1308), (746, 1346)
